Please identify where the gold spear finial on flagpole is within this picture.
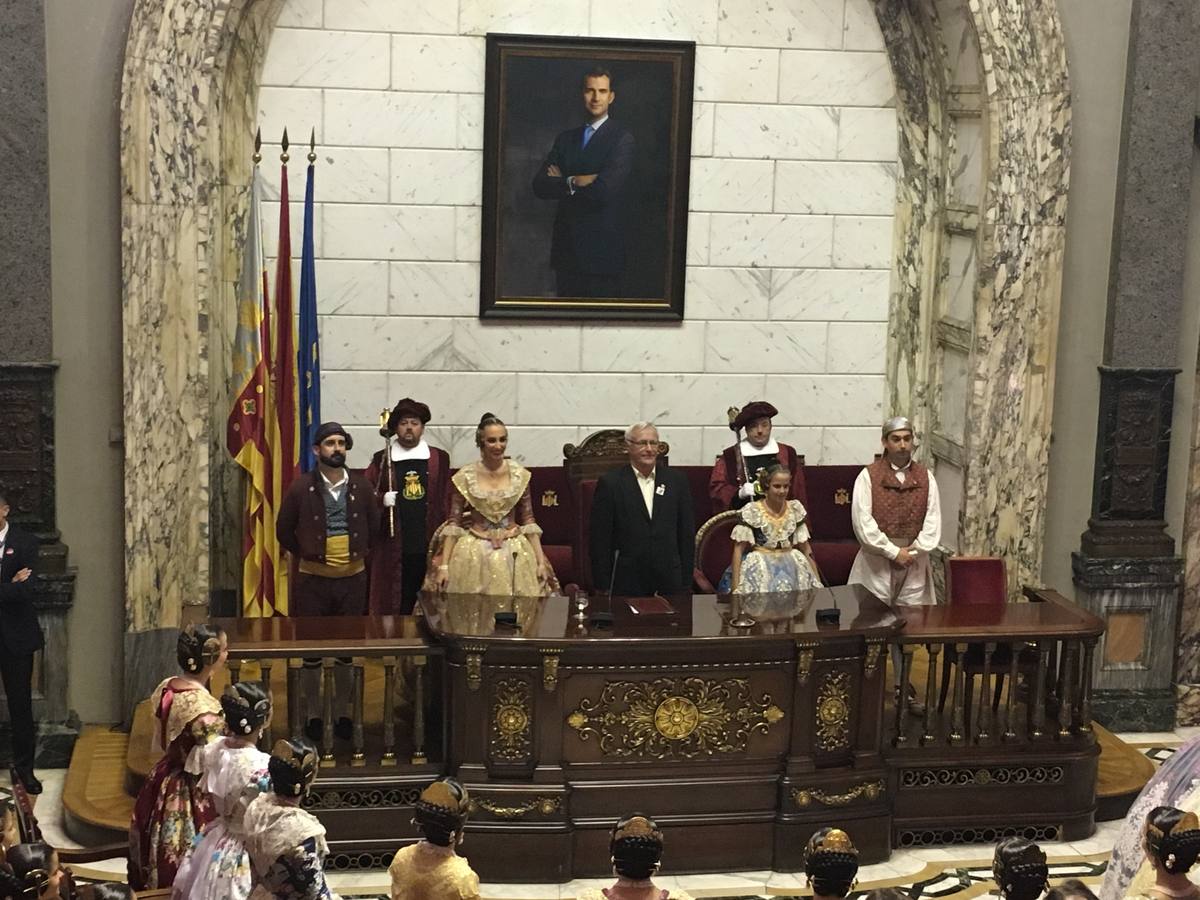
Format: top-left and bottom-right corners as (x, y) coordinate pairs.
(253, 127), (262, 165)
(307, 127), (317, 164)
(280, 127), (290, 164)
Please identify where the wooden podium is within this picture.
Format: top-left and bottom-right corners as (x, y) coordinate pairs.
(213, 585), (1101, 882)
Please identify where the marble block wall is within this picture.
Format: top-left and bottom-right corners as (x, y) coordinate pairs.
(253, 0), (901, 469)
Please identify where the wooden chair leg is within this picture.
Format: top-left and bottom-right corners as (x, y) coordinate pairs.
(938, 646), (955, 712)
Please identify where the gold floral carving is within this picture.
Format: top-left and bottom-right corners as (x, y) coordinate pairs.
(468, 796), (561, 819)
(566, 677), (785, 759)
(863, 641), (882, 679)
(796, 641), (818, 686)
(466, 654), (482, 691)
(542, 649), (562, 693)
(792, 779), (884, 808)
(815, 671), (851, 751)
(490, 679), (532, 763)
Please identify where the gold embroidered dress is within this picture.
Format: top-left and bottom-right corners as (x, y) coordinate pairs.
(441, 461), (553, 596)
(722, 499), (821, 594)
(388, 841), (481, 900)
(129, 677), (225, 890)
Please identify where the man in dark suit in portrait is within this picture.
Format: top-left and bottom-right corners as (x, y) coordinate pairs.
(0, 492), (43, 793)
(532, 66), (636, 298)
(589, 423), (695, 595)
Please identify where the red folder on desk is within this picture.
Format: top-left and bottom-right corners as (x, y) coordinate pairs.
(625, 595), (675, 615)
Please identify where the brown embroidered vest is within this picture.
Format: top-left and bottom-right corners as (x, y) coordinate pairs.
(868, 458), (929, 547)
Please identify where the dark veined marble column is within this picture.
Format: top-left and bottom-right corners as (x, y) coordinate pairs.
(1073, 0), (1194, 731)
(0, 0), (80, 764)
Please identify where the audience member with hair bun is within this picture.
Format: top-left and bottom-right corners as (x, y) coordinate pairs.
(89, 885), (136, 900)
(173, 682), (274, 900)
(388, 777), (481, 900)
(993, 837), (1049, 900)
(804, 827), (859, 900)
(431, 413), (557, 597)
(1044, 879), (1098, 900)
(129, 622), (228, 890)
(577, 813), (694, 900)
(4, 842), (64, 900)
(243, 737), (340, 900)
(1122, 806), (1200, 900)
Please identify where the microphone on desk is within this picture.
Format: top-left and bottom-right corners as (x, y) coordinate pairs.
(495, 549), (520, 630)
(816, 586), (841, 626)
(589, 549), (618, 628)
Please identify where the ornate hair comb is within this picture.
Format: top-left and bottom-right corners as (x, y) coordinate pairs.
(419, 779), (469, 813)
(809, 828), (857, 856)
(614, 815), (663, 842)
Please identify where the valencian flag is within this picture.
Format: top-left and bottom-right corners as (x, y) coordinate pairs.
(226, 147), (284, 617)
(271, 130), (302, 613)
(297, 132), (321, 469)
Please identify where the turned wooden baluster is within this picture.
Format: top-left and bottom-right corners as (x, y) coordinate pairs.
(1002, 644), (1019, 742)
(287, 659), (301, 740)
(381, 656), (397, 767)
(1030, 640), (1050, 740)
(351, 662), (366, 767)
(920, 643), (941, 746)
(1057, 641), (1076, 738)
(228, 660), (242, 686)
(259, 659), (273, 749)
(893, 644), (913, 746)
(412, 655), (427, 765)
(949, 642), (967, 746)
(976, 642), (995, 743)
(320, 658), (336, 767)
(1078, 638), (1096, 734)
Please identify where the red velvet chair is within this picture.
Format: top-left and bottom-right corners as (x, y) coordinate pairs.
(574, 478), (599, 592)
(692, 510), (740, 593)
(938, 556), (1035, 723)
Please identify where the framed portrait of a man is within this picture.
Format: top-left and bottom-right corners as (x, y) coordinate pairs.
(480, 34), (695, 320)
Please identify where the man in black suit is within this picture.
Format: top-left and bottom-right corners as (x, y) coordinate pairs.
(589, 423), (695, 595)
(0, 492), (42, 793)
(532, 66), (635, 298)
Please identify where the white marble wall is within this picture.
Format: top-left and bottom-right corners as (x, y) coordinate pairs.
(256, 0), (898, 468)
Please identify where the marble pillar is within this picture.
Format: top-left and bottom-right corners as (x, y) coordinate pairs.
(876, 0), (1071, 595)
(120, 0), (284, 712)
(0, 0), (79, 764)
(1072, 0), (1195, 731)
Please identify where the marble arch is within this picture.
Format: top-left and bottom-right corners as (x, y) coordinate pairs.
(118, 0), (1070, 647)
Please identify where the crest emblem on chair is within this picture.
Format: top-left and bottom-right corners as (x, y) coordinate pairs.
(541, 490), (559, 507)
(834, 488), (850, 505)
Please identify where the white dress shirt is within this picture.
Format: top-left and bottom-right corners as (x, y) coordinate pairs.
(320, 469), (348, 501)
(847, 461), (942, 605)
(632, 466), (656, 518)
(0, 522), (8, 557)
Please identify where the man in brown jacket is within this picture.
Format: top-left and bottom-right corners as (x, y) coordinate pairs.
(277, 421), (379, 740)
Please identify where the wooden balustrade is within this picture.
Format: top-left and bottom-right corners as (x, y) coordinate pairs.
(211, 616), (442, 771)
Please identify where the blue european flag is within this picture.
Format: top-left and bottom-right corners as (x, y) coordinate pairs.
(297, 156), (321, 471)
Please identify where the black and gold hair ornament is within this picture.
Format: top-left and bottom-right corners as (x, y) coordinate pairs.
(806, 828), (858, 857)
(178, 623), (223, 674)
(613, 815), (664, 843)
(271, 738), (318, 794)
(419, 779), (470, 815)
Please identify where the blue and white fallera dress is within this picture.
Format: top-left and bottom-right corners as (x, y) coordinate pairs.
(719, 499), (822, 594)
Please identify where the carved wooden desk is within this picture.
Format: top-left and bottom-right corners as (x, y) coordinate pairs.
(212, 586), (1102, 882)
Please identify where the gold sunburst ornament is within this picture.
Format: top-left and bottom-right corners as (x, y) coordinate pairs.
(654, 697), (699, 739)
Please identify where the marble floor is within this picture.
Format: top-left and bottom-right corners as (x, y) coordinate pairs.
(6, 728), (1198, 899)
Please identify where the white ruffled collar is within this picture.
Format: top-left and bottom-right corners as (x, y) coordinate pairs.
(391, 437), (431, 461)
(740, 437), (779, 456)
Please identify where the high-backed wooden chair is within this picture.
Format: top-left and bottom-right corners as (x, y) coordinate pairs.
(565, 430), (670, 592)
(693, 510), (740, 593)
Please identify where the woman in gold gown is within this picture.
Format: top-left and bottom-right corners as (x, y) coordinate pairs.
(433, 414), (555, 596)
(388, 778), (480, 900)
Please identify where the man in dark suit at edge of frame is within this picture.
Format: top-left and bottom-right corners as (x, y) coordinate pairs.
(0, 491), (43, 793)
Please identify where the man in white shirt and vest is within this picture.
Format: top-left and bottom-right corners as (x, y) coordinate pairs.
(848, 416), (942, 714)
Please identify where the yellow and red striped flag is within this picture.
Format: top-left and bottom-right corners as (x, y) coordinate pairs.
(227, 162), (284, 616)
